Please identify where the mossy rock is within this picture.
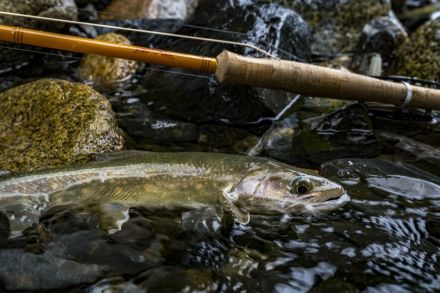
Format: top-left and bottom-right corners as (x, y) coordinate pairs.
(0, 0), (78, 73)
(78, 33), (139, 91)
(0, 79), (125, 172)
(395, 18), (440, 81)
(0, 0), (77, 29)
(277, 0), (391, 55)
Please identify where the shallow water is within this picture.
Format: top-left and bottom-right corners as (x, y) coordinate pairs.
(1, 2), (440, 292)
(1, 157), (439, 292)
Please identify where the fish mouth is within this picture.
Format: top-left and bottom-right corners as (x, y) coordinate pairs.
(282, 189), (350, 214)
(302, 192), (350, 213)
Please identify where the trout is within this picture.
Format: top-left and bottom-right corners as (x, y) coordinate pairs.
(0, 152), (349, 233)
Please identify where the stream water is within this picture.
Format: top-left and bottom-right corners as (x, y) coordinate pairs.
(0, 156), (439, 292)
(0, 1), (439, 291)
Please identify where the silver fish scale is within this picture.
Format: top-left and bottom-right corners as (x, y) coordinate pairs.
(0, 173), (95, 196)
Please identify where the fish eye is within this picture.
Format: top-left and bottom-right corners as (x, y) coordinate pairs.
(290, 177), (313, 195)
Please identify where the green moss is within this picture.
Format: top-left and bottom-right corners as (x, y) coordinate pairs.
(0, 79), (125, 172)
(395, 19), (440, 81)
(0, 0), (78, 29)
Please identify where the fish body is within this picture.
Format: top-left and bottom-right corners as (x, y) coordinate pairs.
(0, 152), (348, 232)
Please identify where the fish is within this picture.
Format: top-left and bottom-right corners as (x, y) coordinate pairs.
(0, 151), (349, 234)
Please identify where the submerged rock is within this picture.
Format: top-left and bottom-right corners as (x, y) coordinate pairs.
(141, 0), (311, 124)
(78, 33), (139, 91)
(396, 18), (440, 81)
(100, 0), (198, 20)
(284, 0), (391, 56)
(264, 104), (382, 167)
(0, 249), (104, 291)
(0, 79), (125, 172)
(321, 158), (440, 201)
(379, 131), (440, 176)
(137, 267), (215, 292)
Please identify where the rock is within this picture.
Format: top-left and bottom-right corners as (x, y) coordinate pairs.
(0, 79), (125, 173)
(0, 0), (78, 73)
(197, 125), (259, 154)
(110, 97), (199, 143)
(395, 18), (440, 81)
(137, 267), (214, 292)
(264, 104), (382, 168)
(0, 0), (78, 29)
(118, 111), (199, 143)
(47, 230), (159, 275)
(378, 131), (440, 176)
(397, 2), (440, 29)
(367, 103), (438, 136)
(352, 15), (408, 73)
(141, 0), (311, 124)
(321, 158), (440, 200)
(75, 0), (113, 11)
(0, 249), (105, 291)
(100, 0), (199, 21)
(78, 33), (139, 91)
(391, 0), (406, 14)
(93, 18), (184, 46)
(285, 0), (391, 56)
(0, 212), (9, 241)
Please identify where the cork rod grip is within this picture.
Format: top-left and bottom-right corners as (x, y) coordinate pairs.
(215, 51), (440, 110)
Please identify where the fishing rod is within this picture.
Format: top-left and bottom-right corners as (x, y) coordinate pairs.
(0, 12), (440, 110)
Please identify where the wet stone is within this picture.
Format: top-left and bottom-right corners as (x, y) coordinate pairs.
(379, 131), (440, 177)
(0, 79), (125, 172)
(321, 158), (440, 202)
(75, 0), (113, 11)
(100, 0), (199, 21)
(264, 104), (382, 168)
(397, 1), (440, 29)
(367, 104), (438, 136)
(116, 108), (199, 143)
(78, 33), (139, 91)
(141, 0), (311, 124)
(282, 0), (392, 56)
(0, 0), (78, 73)
(396, 18), (440, 81)
(136, 266), (215, 292)
(0, 212), (9, 242)
(0, 249), (105, 291)
(352, 15), (408, 73)
(47, 230), (160, 275)
(0, 0), (78, 29)
(93, 19), (184, 47)
(197, 125), (259, 154)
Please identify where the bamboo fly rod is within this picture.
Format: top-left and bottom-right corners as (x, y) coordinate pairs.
(0, 23), (440, 110)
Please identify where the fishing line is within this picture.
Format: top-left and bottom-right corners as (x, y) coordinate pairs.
(142, 67), (211, 79)
(0, 44), (211, 79)
(0, 44), (83, 61)
(75, 7), (300, 60)
(0, 11), (279, 59)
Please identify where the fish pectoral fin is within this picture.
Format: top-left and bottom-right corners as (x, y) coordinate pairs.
(221, 195), (250, 225)
(94, 202), (130, 234)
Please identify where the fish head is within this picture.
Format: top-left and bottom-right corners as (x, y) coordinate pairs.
(226, 161), (349, 214)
